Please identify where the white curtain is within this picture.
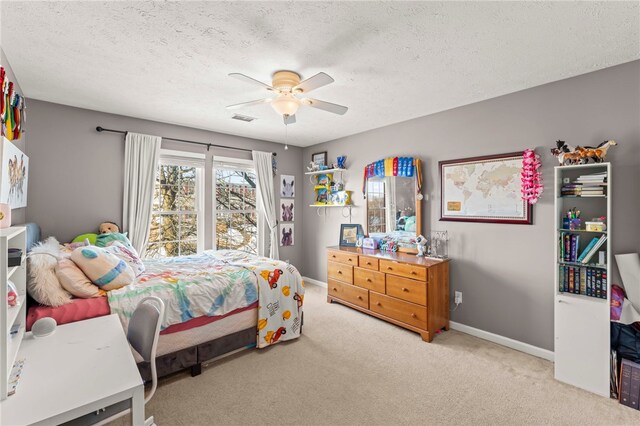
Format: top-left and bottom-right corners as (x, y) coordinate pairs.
(252, 151), (279, 260)
(123, 132), (162, 256)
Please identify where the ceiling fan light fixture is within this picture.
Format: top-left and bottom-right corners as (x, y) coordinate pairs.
(271, 94), (300, 116)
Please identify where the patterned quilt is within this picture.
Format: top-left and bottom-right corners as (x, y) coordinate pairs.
(107, 250), (304, 348)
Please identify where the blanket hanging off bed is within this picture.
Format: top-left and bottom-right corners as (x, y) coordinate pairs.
(107, 250), (304, 348)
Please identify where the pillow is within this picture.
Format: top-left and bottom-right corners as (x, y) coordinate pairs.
(95, 232), (131, 248)
(56, 258), (106, 298)
(72, 233), (98, 245)
(27, 237), (73, 307)
(71, 246), (135, 291)
(103, 242), (145, 276)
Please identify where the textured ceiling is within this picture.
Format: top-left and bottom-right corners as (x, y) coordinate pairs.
(1, 1), (638, 147)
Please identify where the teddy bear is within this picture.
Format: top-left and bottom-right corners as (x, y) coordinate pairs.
(99, 221), (120, 234)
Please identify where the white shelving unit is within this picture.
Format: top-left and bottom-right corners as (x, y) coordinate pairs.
(553, 163), (611, 397)
(1, 226), (27, 400)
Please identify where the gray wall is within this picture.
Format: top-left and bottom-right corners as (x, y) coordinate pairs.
(302, 60), (640, 351)
(24, 100), (305, 268)
(0, 47), (26, 224)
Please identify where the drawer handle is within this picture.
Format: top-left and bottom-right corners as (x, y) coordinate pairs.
(376, 302), (381, 306)
(348, 258), (353, 262)
(332, 287), (337, 291)
(338, 271), (342, 274)
(411, 313), (417, 318)
(366, 278), (372, 282)
(366, 262), (372, 265)
(401, 287), (408, 292)
(357, 296), (363, 300)
(411, 271), (417, 275)
(387, 267), (393, 270)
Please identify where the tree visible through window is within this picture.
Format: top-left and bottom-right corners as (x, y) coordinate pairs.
(215, 166), (257, 254)
(147, 163), (200, 258)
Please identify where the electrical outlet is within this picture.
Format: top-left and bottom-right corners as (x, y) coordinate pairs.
(454, 291), (463, 305)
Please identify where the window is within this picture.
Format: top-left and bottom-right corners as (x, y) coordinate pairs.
(146, 151), (204, 258)
(214, 158), (258, 254)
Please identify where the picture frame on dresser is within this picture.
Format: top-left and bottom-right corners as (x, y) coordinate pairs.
(339, 224), (363, 247)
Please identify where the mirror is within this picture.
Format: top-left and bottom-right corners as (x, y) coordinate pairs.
(366, 174), (422, 252)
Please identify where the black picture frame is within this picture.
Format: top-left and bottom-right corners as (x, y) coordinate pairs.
(339, 224), (364, 247)
(312, 151), (328, 166)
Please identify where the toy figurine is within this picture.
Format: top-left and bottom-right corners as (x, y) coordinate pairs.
(415, 235), (428, 257)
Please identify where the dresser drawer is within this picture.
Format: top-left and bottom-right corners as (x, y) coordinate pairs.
(370, 292), (427, 329)
(386, 275), (427, 306)
(358, 256), (379, 271)
(328, 261), (353, 283)
(327, 250), (358, 266)
(328, 279), (368, 309)
(353, 267), (385, 293)
(379, 259), (427, 281)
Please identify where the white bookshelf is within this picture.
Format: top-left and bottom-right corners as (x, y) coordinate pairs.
(553, 163), (611, 397)
(1, 226), (27, 400)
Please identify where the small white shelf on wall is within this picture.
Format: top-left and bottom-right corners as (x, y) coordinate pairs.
(553, 163), (611, 398)
(1, 226), (27, 401)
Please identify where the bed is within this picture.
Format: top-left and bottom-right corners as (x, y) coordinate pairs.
(24, 224), (305, 379)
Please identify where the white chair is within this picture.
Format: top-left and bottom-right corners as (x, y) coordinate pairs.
(103, 296), (165, 425)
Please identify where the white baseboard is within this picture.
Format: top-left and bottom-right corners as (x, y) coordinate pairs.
(302, 276), (327, 288)
(301, 277), (554, 362)
(450, 321), (554, 362)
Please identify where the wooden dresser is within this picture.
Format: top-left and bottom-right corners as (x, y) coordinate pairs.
(326, 246), (450, 342)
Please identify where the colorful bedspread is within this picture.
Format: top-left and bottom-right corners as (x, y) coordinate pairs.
(107, 250), (304, 348)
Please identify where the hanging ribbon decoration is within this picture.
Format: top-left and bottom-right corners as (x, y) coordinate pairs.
(0, 67), (26, 140)
(362, 157), (423, 197)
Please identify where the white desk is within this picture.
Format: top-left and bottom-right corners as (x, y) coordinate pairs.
(0, 314), (144, 425)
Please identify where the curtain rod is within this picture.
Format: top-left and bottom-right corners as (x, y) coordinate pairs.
(95, 126), (276, 156)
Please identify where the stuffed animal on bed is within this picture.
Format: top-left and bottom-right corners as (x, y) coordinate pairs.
(99, 222), (120, 234)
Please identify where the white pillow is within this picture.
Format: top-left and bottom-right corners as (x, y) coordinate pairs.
(27, 237), (72, 306)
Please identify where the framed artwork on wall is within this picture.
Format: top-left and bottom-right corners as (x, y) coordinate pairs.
(281, 175), (295, 197)
(311, 151), (327, 166)
(280, 224), (294, 247)
(0, 137), (29, 209)
(439, 151), (532, 224)
(280, 199), (294, 222)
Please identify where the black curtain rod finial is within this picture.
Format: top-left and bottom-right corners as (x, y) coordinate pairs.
(96, 126), (104, 132)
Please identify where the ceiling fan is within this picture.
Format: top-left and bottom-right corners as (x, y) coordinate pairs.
(226, 70), (348, 124)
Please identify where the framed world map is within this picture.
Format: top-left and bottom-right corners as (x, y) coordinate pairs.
(439, 152), (532, 224)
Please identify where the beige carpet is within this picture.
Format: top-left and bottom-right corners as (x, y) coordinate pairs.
(115, 284), (640, 425)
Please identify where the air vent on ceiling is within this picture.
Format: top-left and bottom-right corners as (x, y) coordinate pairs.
(231, 114), (256, 122)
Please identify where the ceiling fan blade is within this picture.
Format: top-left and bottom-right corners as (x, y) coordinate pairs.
(229, 73), (274, 91)
(302, 98), (348, 115)
(283, 114), (296, 125)
(293, 72), (334, 94)
(226, 98), (272, 110)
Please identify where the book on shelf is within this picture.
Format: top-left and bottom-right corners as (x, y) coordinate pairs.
(558, 264), (607, 299)
(620, 358), (640, 411)
(582, 235), (607, 264)
(577, 237), (601, 262)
